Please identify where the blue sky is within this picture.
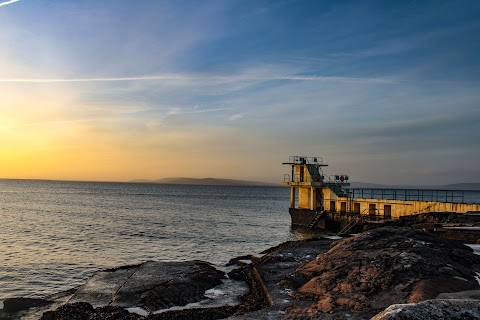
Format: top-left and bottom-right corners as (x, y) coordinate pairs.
(1, 0), (479, 184)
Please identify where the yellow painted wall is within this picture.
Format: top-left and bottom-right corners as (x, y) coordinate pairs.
(291, 183), (480, 217)
(299, 187), (311, 209)
(334, 197), (480, 218)
(323, 188), (337, 211)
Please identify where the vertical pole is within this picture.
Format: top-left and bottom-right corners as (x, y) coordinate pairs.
(310, 187), (315, 210)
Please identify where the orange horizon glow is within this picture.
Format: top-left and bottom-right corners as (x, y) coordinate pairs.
(0, 84), (280, 183)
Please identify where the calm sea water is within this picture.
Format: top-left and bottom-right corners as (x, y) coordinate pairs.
(1, 180), (479, 303)
(0, 179), (304, 302)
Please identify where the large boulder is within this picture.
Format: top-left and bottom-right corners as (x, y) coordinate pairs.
(287, 227), (480, 319)
(371, 299), (480, 320)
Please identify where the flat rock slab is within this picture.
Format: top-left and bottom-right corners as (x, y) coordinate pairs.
(68, 260), (226, 312)
(68, 265), (138, 307)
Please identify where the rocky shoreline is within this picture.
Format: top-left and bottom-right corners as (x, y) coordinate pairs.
(1, 227), (480, 320)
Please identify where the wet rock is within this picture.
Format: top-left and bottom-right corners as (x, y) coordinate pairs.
(226, 255), (255, 266)
(150, 305), (238, 319)
(2, 297), (53, 313)
(41, 302), (95, 320)
(40, 302), (140, 320)
(68, 260), (225, 312)
(288, 227), (480, 319)
(228, 237), (334, 320)
(228, 264), (272, 314)
(371, 299), (480, 320)
(41, 302), (237, 320)
(41, 260), (250, 319)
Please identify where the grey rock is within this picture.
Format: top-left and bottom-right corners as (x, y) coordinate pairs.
(42, 260), (234, 318)
(2, 297), (52, 313)
(371, 299), (480, 320)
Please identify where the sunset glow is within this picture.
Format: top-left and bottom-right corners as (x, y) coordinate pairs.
(1, 1), (480, 184)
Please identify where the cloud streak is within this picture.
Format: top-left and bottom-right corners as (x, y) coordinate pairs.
(167, 107), (230, 115)
(0, 0), (20, 7)
(0, 73), (393, 84)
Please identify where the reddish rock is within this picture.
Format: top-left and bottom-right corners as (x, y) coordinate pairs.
(288, 227), (480, 319)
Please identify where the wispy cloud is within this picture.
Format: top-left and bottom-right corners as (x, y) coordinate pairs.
(228, 114), (243, 121)
(0, 73), (393, 84)
(0, 75), (198, 83)
(167, 107), (230, 115)
(0, 0), (20, 7)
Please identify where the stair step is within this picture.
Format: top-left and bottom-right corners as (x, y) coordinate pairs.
(308, 211), (325, 229)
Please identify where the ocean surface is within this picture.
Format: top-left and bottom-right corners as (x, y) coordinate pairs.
(1, 179), (480, 304)
(0, 179), (307, 302)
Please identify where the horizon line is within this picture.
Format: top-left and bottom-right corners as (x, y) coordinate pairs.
(0, 177), (479, 188)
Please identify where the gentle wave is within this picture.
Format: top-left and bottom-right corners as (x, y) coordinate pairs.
(0, 180), (295, 300)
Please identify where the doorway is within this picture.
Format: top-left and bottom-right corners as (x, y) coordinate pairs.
(384, 205), (392, 218)
(330, 201), (336, 212)
(353, 203), (360, 214)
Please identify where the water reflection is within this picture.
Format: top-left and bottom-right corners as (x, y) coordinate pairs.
(287, 226), (336, 241)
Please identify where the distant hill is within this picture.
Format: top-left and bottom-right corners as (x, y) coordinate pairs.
(129, 177), (277, 187)
(438, 183), (480, 191)
(349, 182), (480, 190)
(349, 182), (392, 189)
(130, 178), (480, 189)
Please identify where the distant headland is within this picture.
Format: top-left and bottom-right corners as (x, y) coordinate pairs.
(129, 177), (277, 187)
(1, 178), (479, 190)
(129, 178), (480, 190)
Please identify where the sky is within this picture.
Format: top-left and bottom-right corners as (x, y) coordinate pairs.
(0, 0), (479, 185)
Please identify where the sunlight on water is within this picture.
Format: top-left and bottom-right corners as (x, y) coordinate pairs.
(0, 180), (295, 300)
(2, 180), (479, 301)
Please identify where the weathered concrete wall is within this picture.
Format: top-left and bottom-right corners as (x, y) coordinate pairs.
(299, 187), (311, 209)
(323, 188), (338, 212)
(291, 183), (480, 217)
(332, 197), (480, 218)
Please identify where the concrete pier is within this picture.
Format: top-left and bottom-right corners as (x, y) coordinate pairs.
(282, 155), (480, 231)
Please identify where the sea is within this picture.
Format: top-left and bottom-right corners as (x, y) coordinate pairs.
(1, 179), (480, 305)
(0, 179), (307, 303)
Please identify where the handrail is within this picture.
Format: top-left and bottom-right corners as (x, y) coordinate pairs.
(348, 188), (465, 204)
(286, 156), (324, 165)
(338, 220), (356, 235)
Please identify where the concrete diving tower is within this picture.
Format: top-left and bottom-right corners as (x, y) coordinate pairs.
(282, 156), (349, 211)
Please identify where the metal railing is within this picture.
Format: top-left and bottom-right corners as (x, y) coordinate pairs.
(283, 173), (319, 183)
(286, 156), (324, 165)
(347, 188), (465, 204)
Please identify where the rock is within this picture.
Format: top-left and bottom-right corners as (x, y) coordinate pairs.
(2, 297), (53, 313)
(67, 260), (225, 312)
(34, 228), (480, 320)
(40, 302), (95, 320)
(40, 302), (140, 320)
(228, 264), (272, 314)
(41, 302), (237, 320)
(287, 227), (480, 319)
(42, 260), (250, 319)
(228, 237), (334, 320)
(149, 305), (238, 319)
(371, 299), (480, 320)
